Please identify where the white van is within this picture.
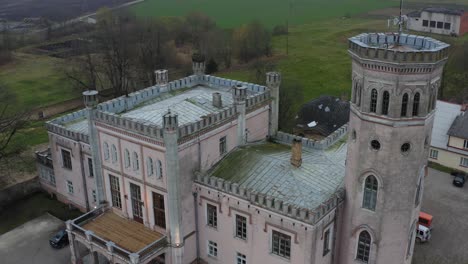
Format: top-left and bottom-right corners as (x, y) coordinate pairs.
(416, 224), (431, 243)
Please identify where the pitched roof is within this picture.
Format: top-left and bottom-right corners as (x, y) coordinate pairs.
(431, 100), (462, 149)
(448, 112), (468, 139)
(422, 7), (464, 16)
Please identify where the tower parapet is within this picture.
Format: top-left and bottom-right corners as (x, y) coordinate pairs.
(83, 90), (99, 109)
(192, 53), (206, 76)
(163, 110), (179, 132)
(155, 69), (169, 85)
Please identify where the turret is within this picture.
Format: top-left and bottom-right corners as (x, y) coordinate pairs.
(192, 53), (206, 76)
(155, 69), (169, 85)
(266, 72), (281, 137)
(232, 84), (247, 145)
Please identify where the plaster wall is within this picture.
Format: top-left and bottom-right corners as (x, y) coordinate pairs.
(448, 136), (468, 149)
(407, 12), (461, 35)
(429, 147), (468, 173)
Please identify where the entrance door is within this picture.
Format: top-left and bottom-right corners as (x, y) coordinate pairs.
(130, 183), (144, 223)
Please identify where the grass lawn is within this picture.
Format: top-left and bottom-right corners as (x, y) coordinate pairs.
(0, 53), (79, 114)
(0, 192), (82, 235)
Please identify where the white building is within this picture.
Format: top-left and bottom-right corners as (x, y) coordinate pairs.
(407, 7), (468, 36)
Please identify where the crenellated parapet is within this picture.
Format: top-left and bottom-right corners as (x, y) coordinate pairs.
(276, 123), (349, 150)
(195, 172), (345, 225)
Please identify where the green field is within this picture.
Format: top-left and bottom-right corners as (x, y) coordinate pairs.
(133, 0), (398, 28)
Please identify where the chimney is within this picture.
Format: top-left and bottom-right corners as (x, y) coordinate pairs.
(290, 138), (302, 168)
(213, 92), (222, 108)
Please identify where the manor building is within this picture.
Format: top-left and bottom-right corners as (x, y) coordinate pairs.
(37, 32), (449, 264)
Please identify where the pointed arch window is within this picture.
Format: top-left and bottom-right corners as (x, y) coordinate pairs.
(147, 157), (154, 176)
(156, 160), (163, 178)
(412, 93), (420, 116)
(401, 93), (408, 117)
(103, 142), (110, 160)
(356, 231), (371, 263)
(382, 91), (390, 115)
(111, 144), (118, 163)
(357, 85), (362, 106)
(370, 89), (378, 113)
(363, 175), (378, 211)
(124, 149), (130, 168)
(133, 152), (140, 171)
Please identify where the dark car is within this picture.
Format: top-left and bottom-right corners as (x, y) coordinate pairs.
(49, 229), (69, 249)
(453, 173), (466, 187)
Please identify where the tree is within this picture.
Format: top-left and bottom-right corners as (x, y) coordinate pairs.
(205, 58), (219, 74)
(233, 21), (272, 62)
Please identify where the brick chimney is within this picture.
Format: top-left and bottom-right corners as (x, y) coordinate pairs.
(213, 92), (222, 108)
(290, 138), (302, 168)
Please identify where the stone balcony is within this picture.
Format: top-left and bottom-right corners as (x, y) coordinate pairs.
(67, 207), (167, 264)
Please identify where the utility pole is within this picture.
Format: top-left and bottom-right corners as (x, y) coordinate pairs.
(397, 0), (404, 44)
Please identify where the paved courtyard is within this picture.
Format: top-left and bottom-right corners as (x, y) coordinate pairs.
(413, 168), (468, 264)
(0, 213), (70, 264)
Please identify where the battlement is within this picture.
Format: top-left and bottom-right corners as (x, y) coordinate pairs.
(349, 33), (450, 63)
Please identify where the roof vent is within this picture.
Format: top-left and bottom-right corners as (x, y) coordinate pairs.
(213, 92), (222, 108)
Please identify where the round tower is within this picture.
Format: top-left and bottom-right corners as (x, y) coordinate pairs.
(339, 33), (449, 264)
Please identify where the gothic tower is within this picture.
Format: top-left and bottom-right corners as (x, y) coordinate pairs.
(339, 33), (449, 264)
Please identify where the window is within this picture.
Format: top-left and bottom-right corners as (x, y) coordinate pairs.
(429, 149), (438, 159)
(61, 149), (72, 170)
(412, 93), (420, 116)
(219, 136), (227, 155)
(272, 230), (291, 259)
(236, 252), (246, 264)
(357, 85), (362, 106)
(460, 157), (468, 167)
(147, 157), (154, 176)
(323, 227), (332, 256)
(124, 149), (130, 168)
(92, 189), (97, 203)
(401, 93), (408, 117)
(153, 192), (166, 229)
(156, 160), (163, 178)
(103, 142), (110, 160)
(422, 20), (429, 27)
(207, 204), (217, 228)
(207, 241), (218, 258)
(430, 21), (436, 28)
(111, 145), (118, 163)
(382, 91), (390, 115)
(437, 21), (443, 29)
(133, 152), (139, 171)
(236, 215), (247, 240)
(50, 174), (56, 186)
(444, 22), (451, 30)
(415, 176), (422, 206)
(464, 140), (468, 149)
(370, 89), (378, 113)
(363, 175), (378, 211)
(356, 231), (371, 263)
(67, 180), (74, 194)
(401, 143), (411, 153)
(109, 175), (122, 209)
(88, 158), (94, 177)
(370, 140), (381, 151)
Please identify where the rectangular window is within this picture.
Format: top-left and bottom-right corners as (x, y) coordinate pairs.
(61, 149), (72, 170)
(236, 215), (247, 240)
(437, 21), (443, 29)
(323, 228), (331, 256)
(236, 252), (247, 264)
(50, 173), (56, 186)
(464, 140), (468, 149)
(429, 149), (438, 160)
(207, 241), (218, 258)
(207, 204), (217, 228)
(109, 175), (122, 209)
(67, 180), (74, 194)
(460, 157), (468, 167)
(272, 230), (291, 259)
(92, 190), (96, 203)
(444, 22), (451, 30)
(219, 136), (227, 155)
(430, 21), (436, 28)
(422, 20), (429, 27)
(153, 192), (166, 229)
(88, 158), (94, 177)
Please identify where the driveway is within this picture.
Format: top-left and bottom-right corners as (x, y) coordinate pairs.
(0, 213), (70, 264)
(413, 168), (468, 264)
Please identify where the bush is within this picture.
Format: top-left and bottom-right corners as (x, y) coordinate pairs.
(272, 25), (288, 36)
(205, 58), (218, 74)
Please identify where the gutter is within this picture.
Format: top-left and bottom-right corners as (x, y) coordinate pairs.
(193, 192), (200, 263)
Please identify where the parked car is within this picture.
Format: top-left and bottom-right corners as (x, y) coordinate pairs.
(416, 224), (431, 243)
(418, 211), (433, 230)
(49, 229), (69, 249)
(452, 173), (466, 187)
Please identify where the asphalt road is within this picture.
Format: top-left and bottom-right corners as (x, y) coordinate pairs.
(413, 168), (468, 264)
(0, 213), (70, 264)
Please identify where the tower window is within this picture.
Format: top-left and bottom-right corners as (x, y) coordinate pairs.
(352, 130), (357, 142)
(401, 143), (411, 153)
(401, 93), (408, 117)
(61, 149), (72, 170)
(412, 93), (420, 116)
(370, 140), (381, 151)
(103, 142), (110, 160)
(356, 231), (371, 263)
(370, 89), (378, 113)
(236, 214), (247, 240)
(363, 175), (378, 211)
(272, 230), (291, 259)
(207, 204), (217, 228)
(415, 175), (422, 206)
(382, 91), (390, 115)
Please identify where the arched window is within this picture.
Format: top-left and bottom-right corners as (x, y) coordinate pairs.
(412, 93), (420, 116)
(401, 93), (408, 117)
(133, 152), (139, 171)
(111, 145), (118, 163)
(382, 91), (390, 115)
(103, 142), (110, 160)
(363, 175), (378, 211)
(356, 231), (371, 263)
(147, 157), (154, 176)
(156, 160), (163, 178)
(370, 89), (378, 113)
(124, 149), (130, 168)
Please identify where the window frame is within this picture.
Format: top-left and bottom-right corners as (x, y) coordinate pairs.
(463, 140), (468, 149)
(61, 149), (72, 170)
(271, 230), (291, 260)
(153, 192), (166, 229)
(401, 93), (408, 117)
(109, 174), (122, 209)
(323, 225), (333, 256)
(460, 157), (468, 168)
(207, 203), (218, 228)
(147, 157), (154, 176)
(436, 21), (443, 29)
(219, 136), (227, 156)
(103, 142), (110, 160)
(429, 149), (438, 160)
(207, 240), (218, 258)
(444, 22), (451, 30)
(235, 214), (247, 240)
(356, 230), (371, 263)
(132, 152), (140, 171)
(412, 93), (420, 117)
(381, 91), (390, 115)
(430, 21), (436, 28)
(124, 149), (131, 168)
(362, 175), (378, 211)
(370, 89), (378, 113)
(236, 252), (247, 264)
(111, 144), (118, 163)
(67, 180), (74, 194)
(88, 157), (94, 178)
(422, 20), (429, 27)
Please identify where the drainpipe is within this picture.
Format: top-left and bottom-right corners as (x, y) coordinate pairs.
(78, 146), (90, 211)
(193, 192), (200, 263)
